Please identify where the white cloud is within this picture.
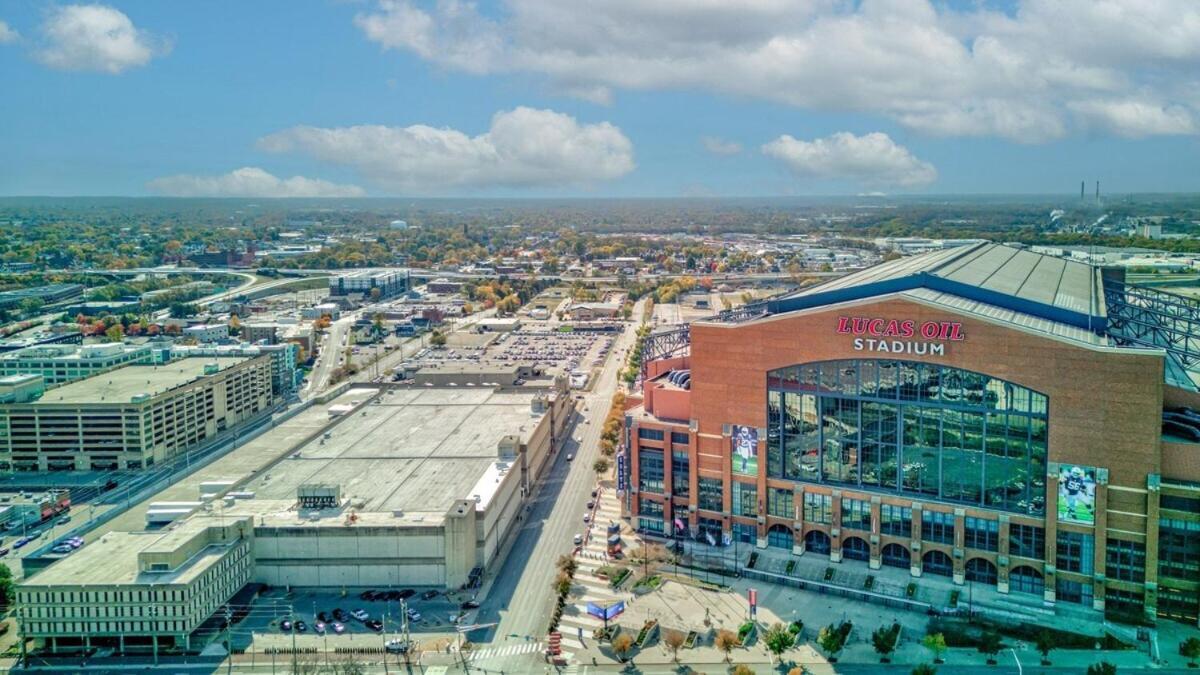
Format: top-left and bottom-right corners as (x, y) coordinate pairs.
(353, 0), (1200, 142)
(701, 136), (742, 156)
(0, 20), (19, 44)
(762, 132), (937, 188)
(258, 106), (635, 193)
(36, 4), (168, 74)
(147, 167), (366, 198)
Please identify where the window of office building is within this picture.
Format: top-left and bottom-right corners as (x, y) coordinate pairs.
(639, 448), (665, 494)
(964, 517), (999, 551)
(921, 510), (955, 544)
(803, 493), (832, 524)
(638, 428), (664, 441)
(880, 504), (912, 537)
(842, 498), (871, 531)
(1056, 531), (1094, 575)
(1106, 588), (1143, 617)
(698, 477), (723, 512)
(671, 431), (690, 445)
(766, 360), (1048, 516)
(1158, 518), (1200, 580)
(1106, 539), (1147, 583)
(671, 451), (690, 497)
(1056, 579), (1093, 606)
(1159, 494), (1200, 512)
(638, 499), (664, 534)
(1009, 523), (1045, 560)
(733, 521), (756, 543)
(732, 481), (758, 517)
(768, 487), (794, 519)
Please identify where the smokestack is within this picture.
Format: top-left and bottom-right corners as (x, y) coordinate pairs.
(1081, 181), (1085, 200)
(1095, 180), (1100, 203)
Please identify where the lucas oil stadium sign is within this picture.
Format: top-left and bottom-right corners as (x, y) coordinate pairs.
(836, 316), (965, 356)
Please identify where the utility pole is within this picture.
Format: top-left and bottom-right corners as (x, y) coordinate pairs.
(290, 605), (298, 675)
(224, 605), (233, 675)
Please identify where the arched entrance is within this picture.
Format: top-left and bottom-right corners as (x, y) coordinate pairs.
(842, 536), (870, 562)
(922, 549), (953, 577)
(1010, 565), (1045, 595)
(965, 558), (998, 585)
(803, 529), (831, 555)
(767, 523), (794, 550)
(881, 542), (911, 569)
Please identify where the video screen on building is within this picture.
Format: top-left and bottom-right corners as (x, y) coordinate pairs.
(732, 425), (759, 476)
(1057, 464), (1097, 525)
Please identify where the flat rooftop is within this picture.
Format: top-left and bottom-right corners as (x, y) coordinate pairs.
(29, 356), (249, 405)
(242, 387), (544, 514)
(24, 514), (239, 587)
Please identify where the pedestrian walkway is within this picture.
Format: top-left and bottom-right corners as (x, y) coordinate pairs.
(556, 483), (633, 665)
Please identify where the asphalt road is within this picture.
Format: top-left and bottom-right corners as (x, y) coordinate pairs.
(465, 301), (642, 671)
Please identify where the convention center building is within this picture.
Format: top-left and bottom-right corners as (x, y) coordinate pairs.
(624, 242), (1200, 627)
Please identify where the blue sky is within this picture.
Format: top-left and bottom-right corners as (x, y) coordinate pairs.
(1, 0), (1199, 197)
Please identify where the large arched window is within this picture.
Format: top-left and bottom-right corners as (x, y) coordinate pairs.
(881, 543), (911, 569)
(766, 359), (1048, 516)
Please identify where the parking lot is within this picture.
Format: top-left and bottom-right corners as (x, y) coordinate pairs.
(235, 586), (481, 653)
(484, 328), (615, 372)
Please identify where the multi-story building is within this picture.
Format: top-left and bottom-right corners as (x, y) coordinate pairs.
(0, 331), (83, 354)
(183, 324), (230, 344)
(0, 356), (274, 472)
(17, 513), (255, 655)
(0, 343), (162, 386)
(626, 242), (1200, 627)
(0, 284), (84, 312)
(327, 269), (409, 299)
(170, 343), (299, 397)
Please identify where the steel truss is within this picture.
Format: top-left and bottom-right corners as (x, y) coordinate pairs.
(1104, 280), (1200, 375)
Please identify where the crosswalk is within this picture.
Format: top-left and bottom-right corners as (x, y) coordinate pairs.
(459, 640), (544, 661)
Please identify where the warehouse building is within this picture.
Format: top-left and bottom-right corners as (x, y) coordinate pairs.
(16, 382), (574, 655)
(0, 356), (274, 472)
(0, 283), (84, 311)
(626, 242), (1200, 627)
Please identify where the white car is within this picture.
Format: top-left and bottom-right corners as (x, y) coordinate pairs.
(583, 513), (591, 524)
(350, 609), (369, 621)
(573, 533), (583, 545)
(566, 453), (574, 461)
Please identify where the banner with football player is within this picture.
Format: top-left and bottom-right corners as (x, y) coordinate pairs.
(1057, 464), (1097, 525)
(731, 425), (759, 476)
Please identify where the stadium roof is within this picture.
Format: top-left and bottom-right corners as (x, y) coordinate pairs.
(773, 242), (1106, 332)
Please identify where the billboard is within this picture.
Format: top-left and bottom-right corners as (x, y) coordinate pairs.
(1057, 464), (1098, 525)
(732, 425), (759, 476)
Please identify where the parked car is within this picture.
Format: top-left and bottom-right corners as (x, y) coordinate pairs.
(57, 516), (70, 525)
(420, 590), (439, 601)
(314, 622), (326, 635)
(295, 621), (307, 633)
(332, 609), (347, 621)
(586, 500), (595, 509)
(583, 513), (591, 523)
(332, 622), (345, 634)
(385, 590), (401, 601)
(0, 548), (9, 557)
(460, 600), (480, 610)
(350, 609), (369, 621)
(405, 608), (421, 622)
(359, 591), (375, 601)
(317, 611), (329, 623)
(365, 619), (384, 632)
(280, 620), (293, 632)
(590, 489), (598, 498)
(573, 533), (583, 546)
(397, 588), (416, 600)
(13, 537), (31, 549)
(566, 453), (574, 461)
(385, 639), (410, 654)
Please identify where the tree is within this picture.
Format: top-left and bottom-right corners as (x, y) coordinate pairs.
(763, 622), (796, 662)
(715, 628), (739, 662)
(817, 623), (848, 662)
(1182, 637), (1200, 668)
(978, 630), (1002, 665)
(662, 629), (685, 663)
(0, 563), (13, 606)
(1035, 629), (1055, 665)
(922, 632), (947, 664)
(229, 314), (241, 336)
(872, 623), (899, 663)
(105, 324), (124, 343)
(611, 632), (634, 663)
(1086, 663), (1117, 675)
(593, 458), (610, 474)
(429, 330), (447, 347)
(556, 554), (577, 575)
(370, 287), (382, 301)
(732, 666), (755, 675)
(553, 571), (572, 597)
(912, 665), (937, 675)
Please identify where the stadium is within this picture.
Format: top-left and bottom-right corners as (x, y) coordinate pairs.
(624, 242), (1200, 628)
